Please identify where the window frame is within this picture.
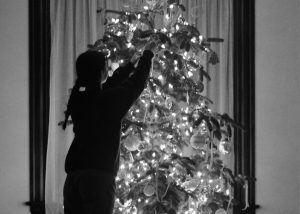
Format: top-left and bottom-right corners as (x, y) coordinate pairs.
(233, 0), (257, 213)
(26, 1), (256, 213)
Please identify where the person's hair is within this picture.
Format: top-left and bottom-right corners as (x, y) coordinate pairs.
(62, 50), (106, 130)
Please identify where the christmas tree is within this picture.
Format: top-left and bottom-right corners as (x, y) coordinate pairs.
(89, 1), (242, 213)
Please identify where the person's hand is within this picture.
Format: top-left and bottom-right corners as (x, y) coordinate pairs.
(130, 52), (142, 64)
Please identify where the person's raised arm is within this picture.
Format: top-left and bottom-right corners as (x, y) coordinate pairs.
(102, 62), (135, 89)
(102, 52), (142, 89)
(103, 41), (157, 118)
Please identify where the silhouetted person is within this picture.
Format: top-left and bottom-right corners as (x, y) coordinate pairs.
(62, 42), (156, 214)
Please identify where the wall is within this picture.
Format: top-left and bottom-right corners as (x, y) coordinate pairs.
(0, 0), (30, 214)
(256, 0), (300, 213)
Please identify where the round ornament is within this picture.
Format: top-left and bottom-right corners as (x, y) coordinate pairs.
(190, 132), (209, 149)
(143, 183), (155, 197)
(218, 139), (232, 154)
(123, 134), (141, 151)
(215, 208), (227, 214)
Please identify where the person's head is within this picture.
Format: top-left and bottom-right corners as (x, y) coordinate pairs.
(75, 50), (108, 87)
(62, 50), (107, 130)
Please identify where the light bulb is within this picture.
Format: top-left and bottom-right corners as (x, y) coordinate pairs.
(191, 37), (197, 43)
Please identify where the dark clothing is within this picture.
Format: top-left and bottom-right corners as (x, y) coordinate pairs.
(64, 50), (154, 176)
(63, 169), (116, 214)
(63, 50), (153, 214)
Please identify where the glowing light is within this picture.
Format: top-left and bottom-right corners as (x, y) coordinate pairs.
(137, 14), (141, 19)
(156, 90), (162, 95)
(161, 44), (166, 49)
(169, 4), (174, 9)
(168, 84), (173, 89)
(120, 164), (125, 169)
(175, 25), (180, 31)
(106, 50), (111, 57)
(185, 107), (189, 113)
(144, 6), (149, 10)
(161, 28), (167, 33)
(174, 60), (178, 65)
(126, 42), (132, 48)
(158, 75), (163, 80)
(191, 37), (197, 43)
(188, 71), (193, 77)
(160, 144), (166, 150)
(226, 189), (230, 195)
(117, 31), (122, 36)
(197, 172), (202, 177)
(165, 14), (170, 20)
(199, 35), (203, 42)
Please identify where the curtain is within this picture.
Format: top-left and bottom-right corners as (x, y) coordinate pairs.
(46, 1), (101, 213)
(45, 0), (233, 213)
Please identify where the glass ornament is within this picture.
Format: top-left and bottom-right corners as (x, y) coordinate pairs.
(123, 134), (141, 151)
(143, 183), (155, 197)
(218, 139), (232, 154)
